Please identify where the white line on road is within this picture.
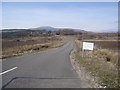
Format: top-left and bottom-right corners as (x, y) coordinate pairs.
(0, 67), (18, 75)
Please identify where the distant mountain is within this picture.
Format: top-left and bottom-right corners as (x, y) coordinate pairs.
(30, 26), (59, 31)
(2, 26), (88, 38)
(30, 26), (87, 32)
(2, 26), (87, 33)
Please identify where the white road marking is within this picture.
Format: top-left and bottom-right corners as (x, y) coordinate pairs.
(0, 67), (17, 75)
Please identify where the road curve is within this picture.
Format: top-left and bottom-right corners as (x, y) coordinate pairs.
(2, 40), (86, 88)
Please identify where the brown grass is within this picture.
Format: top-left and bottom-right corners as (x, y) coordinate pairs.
(75, 40), (119, 88)
(2, 36), (69, 59)
(83, 40), (119, 51)
(2, 36), (63, 49)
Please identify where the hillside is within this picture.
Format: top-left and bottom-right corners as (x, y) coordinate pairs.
(2, 26), (86, 38)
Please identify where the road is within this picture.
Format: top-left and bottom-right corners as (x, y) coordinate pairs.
(2, 40), (88, 88)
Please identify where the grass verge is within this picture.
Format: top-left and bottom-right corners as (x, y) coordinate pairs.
(75, 40), (119, 88)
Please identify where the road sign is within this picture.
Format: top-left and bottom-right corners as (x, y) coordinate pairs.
(83, 42), (94, 51)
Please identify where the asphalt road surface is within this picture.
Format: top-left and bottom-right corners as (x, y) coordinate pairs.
(2, 40), (88, 88)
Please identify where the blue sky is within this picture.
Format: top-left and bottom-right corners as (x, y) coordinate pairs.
(2, 2), (118, 32)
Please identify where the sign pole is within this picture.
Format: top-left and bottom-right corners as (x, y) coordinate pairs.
(82, 49), (84, 57)
(82, 42), (94, 58)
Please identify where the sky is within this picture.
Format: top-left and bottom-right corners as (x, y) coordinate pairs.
(1, 2), (118, 32)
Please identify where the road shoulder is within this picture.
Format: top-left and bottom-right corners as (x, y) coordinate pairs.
(70, 46), (101, 88)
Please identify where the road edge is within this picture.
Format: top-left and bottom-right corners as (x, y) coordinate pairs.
(70, 45), (102, 88)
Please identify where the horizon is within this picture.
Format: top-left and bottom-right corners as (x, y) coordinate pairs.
(1, 2), (118, 32)
(1, 26), (118, 33)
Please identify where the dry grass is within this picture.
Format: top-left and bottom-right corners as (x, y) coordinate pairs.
(75, 40), (119, 88)
(2, 36), (69, 59)
(83, 40), (119, 51)
(2, 36), (63, 49)
(2, 43), (51, 58)
(94, 49), (118, 65)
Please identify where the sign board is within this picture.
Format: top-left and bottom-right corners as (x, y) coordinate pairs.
(83, 42), (94, 51)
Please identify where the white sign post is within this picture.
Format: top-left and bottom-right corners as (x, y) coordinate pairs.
(82, 42), (94, 57)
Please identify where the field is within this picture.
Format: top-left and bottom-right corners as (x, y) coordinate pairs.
(1, 28), (80, 59)
(2, 36), (62, 49)
(75, 33), (119, 88)
(83, 40), (119, 50)
(2, 35), (69, 59)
